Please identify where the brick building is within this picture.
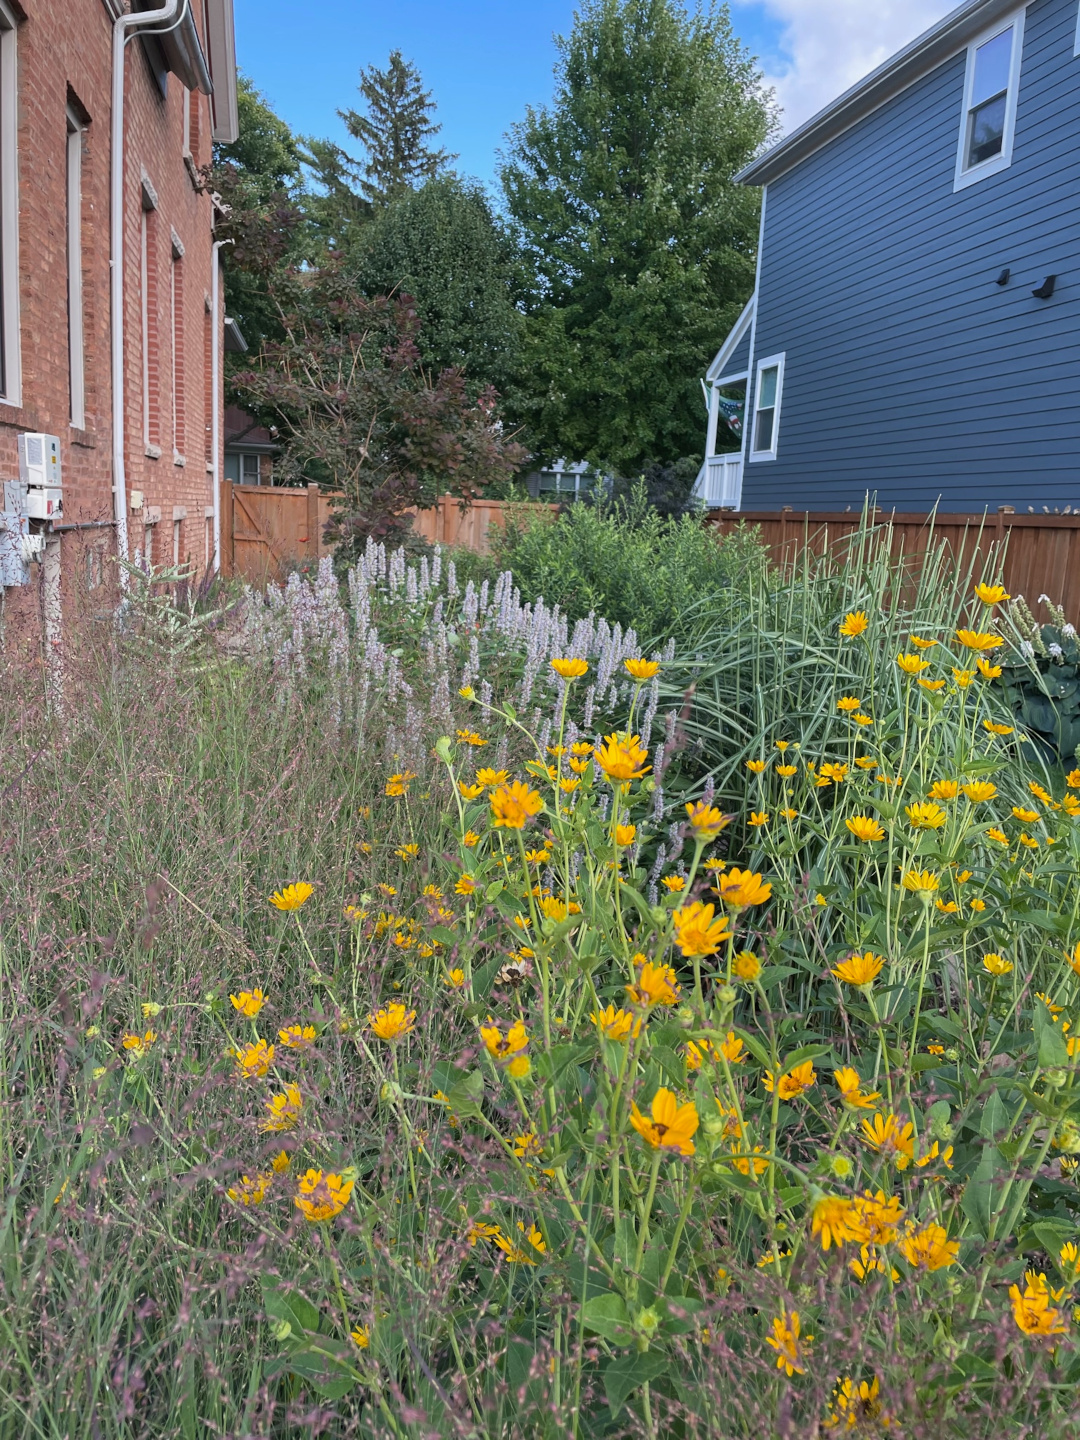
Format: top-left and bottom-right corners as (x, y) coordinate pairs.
(0, 0), (238, 649)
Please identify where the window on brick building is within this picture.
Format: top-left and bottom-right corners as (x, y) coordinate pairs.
(182, 87), (201, 177)
(0, 2), (20, 405)
(66, 107), (86, 429)
(170, 230), (185, 464)
(140, 178), (161, 455)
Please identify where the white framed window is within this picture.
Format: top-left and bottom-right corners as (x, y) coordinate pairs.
(954, 10), (1025, 192)
(66, 107), (86, 429)
(1075, 1), (1080, 59)
(0, 2), (20, 406)
(748, 353), (785, 462)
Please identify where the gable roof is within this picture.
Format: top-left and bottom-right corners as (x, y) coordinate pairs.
(737, 0), (1022, 186)
(705, 296), (755, 382)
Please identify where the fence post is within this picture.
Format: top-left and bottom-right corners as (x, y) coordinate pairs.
(221, 481), (234, 576)
(306, 484), (320, 559)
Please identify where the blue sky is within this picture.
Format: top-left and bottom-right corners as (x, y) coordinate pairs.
(232, 1), (956, 190)
(233, 1), (783, 187)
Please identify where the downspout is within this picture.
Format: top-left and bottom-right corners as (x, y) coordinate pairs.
(110, 0), (189, 583)
(210, 238), (229, 573)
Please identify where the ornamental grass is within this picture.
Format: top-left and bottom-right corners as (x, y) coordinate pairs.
(3, 533), (1080, 1436)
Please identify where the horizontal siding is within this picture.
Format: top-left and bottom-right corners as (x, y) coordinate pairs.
(719, 327), (751, 376)
(744, 0), (1080, 513)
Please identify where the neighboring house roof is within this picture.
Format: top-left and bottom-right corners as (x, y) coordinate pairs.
(706, 297), (755, 383)
(737, 0), (1021, 186)
(223, 316), (248, 353)
(225, 405), (279, 454)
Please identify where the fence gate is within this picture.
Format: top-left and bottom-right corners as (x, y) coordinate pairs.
(221, 482), (334, 585)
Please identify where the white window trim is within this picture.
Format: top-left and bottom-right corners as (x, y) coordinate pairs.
(0, 2), (20, 407)
(748, 352), (785, 463)
(954, 8), (1025, 193)
(67, 107), (86, 429)
(1075, 0), (1080, 58)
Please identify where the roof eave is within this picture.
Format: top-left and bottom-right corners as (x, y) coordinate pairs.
(736, 0), (1021, 186)
(204, 0), (239, 143)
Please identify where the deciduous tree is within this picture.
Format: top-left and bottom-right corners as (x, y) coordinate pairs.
(232, 259), (524, 556)
(500, 0), (775, 473)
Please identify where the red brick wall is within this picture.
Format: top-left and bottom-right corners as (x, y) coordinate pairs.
(2, 0), (223, 648)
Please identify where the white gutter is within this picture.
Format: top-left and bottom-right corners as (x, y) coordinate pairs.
(736, 0), (1020, 186)
(110, 0), (189, 579)
(210, 238), (229, 572)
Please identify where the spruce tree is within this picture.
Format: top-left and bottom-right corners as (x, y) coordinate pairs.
(340, 51), (454, 207)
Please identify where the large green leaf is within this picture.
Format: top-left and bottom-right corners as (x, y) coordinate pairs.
(581, 1293), (633, 1344)
(604, 1351), (669, 1417)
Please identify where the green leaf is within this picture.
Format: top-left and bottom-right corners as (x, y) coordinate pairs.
(1027, 1220), (1076, 1256)
(783, 1043), (833, 1069)
(428, 925), (458, 947)
(960, 1143), (1002, 1237)
(1035, 1003), (1070, 1068)
(581, 1293), (633, 1343)
(446, 1070), (485, 1119)
(604, 1351), (669, 1417)
(978, 1091), (1009, 1141)
(262, 1279), (321, 1337)
(733, 1029), (772, 1070)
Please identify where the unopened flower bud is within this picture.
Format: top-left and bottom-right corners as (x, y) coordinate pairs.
(634, 1306), (660, 1340)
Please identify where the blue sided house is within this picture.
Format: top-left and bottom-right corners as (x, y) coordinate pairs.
(695, 0), (1080, 514)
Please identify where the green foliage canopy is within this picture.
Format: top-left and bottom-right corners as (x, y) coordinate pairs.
(348, 176), (524, 394)
(500, 0), (776, 473)
(212, 75), (308, 351)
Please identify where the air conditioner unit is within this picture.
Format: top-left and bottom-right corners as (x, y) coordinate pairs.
(18, 433), (62, 490)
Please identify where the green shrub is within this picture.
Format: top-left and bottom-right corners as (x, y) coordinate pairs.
(1000, 596), (1080, 764)
(491, 483), (767, 641)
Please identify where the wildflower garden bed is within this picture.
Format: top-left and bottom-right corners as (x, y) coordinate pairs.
(3, 533), (1080, 1437)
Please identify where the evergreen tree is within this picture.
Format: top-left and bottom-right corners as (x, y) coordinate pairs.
(297, 136), (370, 252)
(340, 50), (454, 207)
(500, 0), (775, 474)
(349, 175), (523, 394)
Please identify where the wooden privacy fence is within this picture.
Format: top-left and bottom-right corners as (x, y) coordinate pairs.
(706, 509), (1080, 620)
(220, 487), (554, 585)
(221, 486), (1080, 620)
(408, 495), (555, 554)
(220, 481), (337, 585)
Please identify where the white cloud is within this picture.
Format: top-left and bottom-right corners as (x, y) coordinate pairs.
(737, 0), (959, 133)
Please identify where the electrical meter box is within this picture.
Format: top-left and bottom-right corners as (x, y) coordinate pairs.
(0, 479), (30, 585)
(18, 433), (62, 520)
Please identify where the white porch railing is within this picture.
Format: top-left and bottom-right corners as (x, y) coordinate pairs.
(692, 453), (743, 510)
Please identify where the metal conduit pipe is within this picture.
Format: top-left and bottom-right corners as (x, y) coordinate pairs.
(110, 0), (190, 582)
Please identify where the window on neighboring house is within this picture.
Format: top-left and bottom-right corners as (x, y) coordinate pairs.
(0, 3), (20, 405)
(67, 107), (86, 429)
(224, 451), (268, 485)
(955, 12), (1024, 190)
(535, 463), (597, 499)
(170, 230), (185, 464)
(749, 354), (785, 462)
